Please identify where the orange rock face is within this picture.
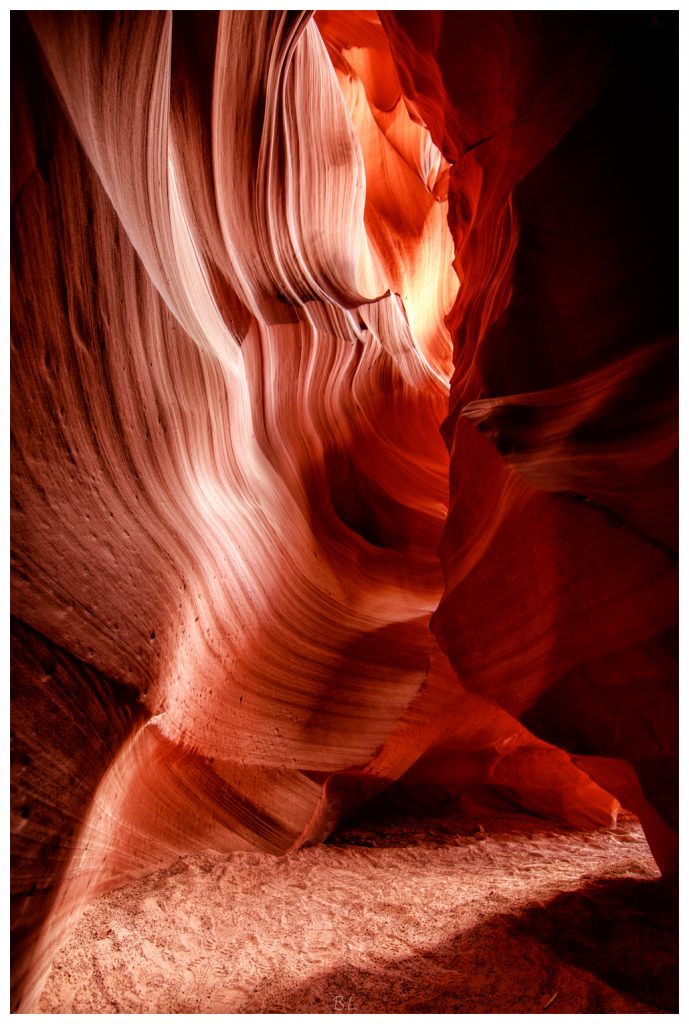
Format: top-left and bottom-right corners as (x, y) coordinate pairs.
(377, 9), (677, 873)
(11, 11), (677, 1013)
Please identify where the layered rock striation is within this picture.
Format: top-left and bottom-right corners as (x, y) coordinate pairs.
(11, 10), (677, 1012)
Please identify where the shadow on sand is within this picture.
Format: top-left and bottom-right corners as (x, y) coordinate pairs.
(234, 875), (677, 1014)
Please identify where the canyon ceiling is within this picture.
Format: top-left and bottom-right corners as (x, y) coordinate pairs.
(10, 9), (677, 1013)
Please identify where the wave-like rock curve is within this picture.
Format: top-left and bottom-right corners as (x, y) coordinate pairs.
(11, 10), (677, 1012)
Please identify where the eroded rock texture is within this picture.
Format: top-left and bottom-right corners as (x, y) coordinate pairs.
(11, 10), (677, 1012)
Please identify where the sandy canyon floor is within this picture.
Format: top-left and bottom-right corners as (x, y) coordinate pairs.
(39, 810), (677, 1014)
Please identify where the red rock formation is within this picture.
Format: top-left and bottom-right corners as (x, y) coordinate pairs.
(378, 10), (677, 871)
(10, 10), (676, 1013)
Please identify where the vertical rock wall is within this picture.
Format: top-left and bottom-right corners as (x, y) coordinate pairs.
(10, 11), (676, 1012)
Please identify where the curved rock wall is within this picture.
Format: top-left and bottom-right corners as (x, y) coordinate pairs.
(377, 10), (677, 872)
(11, 10), (677, 1012)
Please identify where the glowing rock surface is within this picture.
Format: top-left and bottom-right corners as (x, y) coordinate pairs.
(10, 11), (676, 1012)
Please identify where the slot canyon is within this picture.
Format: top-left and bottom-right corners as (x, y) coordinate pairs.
(10, 8), (678, 1015)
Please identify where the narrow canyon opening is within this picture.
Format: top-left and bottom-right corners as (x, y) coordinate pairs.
(10, 8), (678, 1015)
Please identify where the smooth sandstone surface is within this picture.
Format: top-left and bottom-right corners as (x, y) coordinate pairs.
(11, 11), (677, 1012)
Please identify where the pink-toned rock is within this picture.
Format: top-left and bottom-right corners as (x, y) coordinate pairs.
(11, 10), (676, 1013)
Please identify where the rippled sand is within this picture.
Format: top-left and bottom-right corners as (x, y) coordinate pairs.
(39, 812), (676, 1014)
